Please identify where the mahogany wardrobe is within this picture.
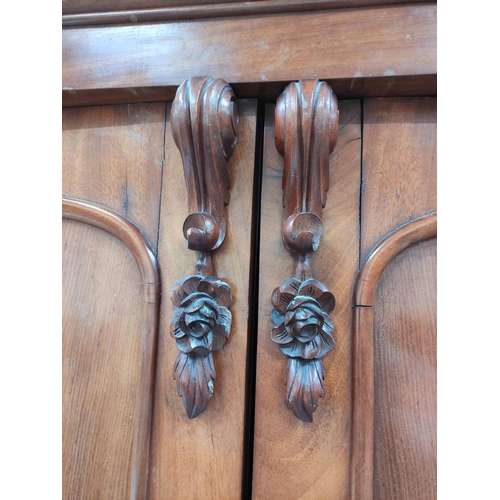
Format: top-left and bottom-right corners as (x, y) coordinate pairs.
(62, 1), (436, 498)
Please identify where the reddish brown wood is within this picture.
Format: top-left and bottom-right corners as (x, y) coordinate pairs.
(62, 196), (160, 500)
(62, 0), (434, 27)
(373, 239), (436, 499)
(269, 80), (338, 422)
(169, 77), (239, 418)
(253, 99), (361, 498)
(355, 212), (437, 306)
(62, 5), (437, 107)
(149, 100), (257, 499)
(361, 97), (437, 259)
(351, 213), (436, 500)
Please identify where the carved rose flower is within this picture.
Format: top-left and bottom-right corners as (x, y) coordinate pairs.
(271, 278), (335, 360)
(170, 275), (232, 356)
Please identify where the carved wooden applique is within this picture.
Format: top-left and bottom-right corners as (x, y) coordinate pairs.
(271, 80), (339, 422)
(170, 77), (238, 418)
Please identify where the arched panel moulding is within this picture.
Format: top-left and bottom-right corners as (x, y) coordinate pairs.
(63, 196), (160, 500)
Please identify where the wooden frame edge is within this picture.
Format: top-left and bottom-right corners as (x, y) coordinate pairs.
(62, 196), (161, 500)
(350, 212), (437, 499)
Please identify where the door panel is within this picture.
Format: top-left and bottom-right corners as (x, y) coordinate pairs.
(62, 221), (145, 499)
(373, 239), (437, 500)
(62, 102), (166, 247)
(361, 97), (437, 259)
(148, 99), (258, 499)
(62, 102), (166, 499)
(355, 96), (437, 499)
(252, 100), (361, 499)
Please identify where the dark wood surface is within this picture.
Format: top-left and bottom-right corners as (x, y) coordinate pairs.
(62, 5), (436, 107)
(252, 100), (360, 498)
(62, 0), (434, 27)
(373, 238), (437, 500)
(148, 100), (257, 499)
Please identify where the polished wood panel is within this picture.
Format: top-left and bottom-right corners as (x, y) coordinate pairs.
(63, 222), (142, 499)
(350, 214), (436, 500)
(62, 0), (433, 27)
(63, 197), (160, 500)
(62, 103), (166, 247)
(373, 239), (437, 500)
(355, 212), (437, 306)
(148, 100), (257, 499)
(252, 100), (360, 498)
(62, 103), (165, 499)
(361, 97), (437, 260)
(63, 5), (436, 106)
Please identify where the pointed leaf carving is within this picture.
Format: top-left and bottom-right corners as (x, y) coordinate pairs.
(285, 358), (325, 422)
(173, 351), (216, 419)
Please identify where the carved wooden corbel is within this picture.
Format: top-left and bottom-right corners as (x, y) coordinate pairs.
(271, 80), (339, 422)
(170, 77), (238, 418)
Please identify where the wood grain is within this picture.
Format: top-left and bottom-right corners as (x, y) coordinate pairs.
(252, 100), (361, 498)
(350, 213), (436, 500)
(62, 5), (436, 106)
(352, 97), (437, 499)
(63, 197), (160, 500)
(361, 97), (437, 260)
(62, 103), (166, 499)
(62, 0), (434, 27)
(355, 212), (437, 306)
(62, 103), (166, 247)
(373, 239), (437, 500)
(63, 221), (143, 499)
(148, 100), (257, 499)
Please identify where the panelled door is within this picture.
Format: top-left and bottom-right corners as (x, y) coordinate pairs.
(62, 94), (436, 499)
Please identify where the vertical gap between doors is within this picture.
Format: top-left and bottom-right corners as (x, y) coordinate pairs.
(358, 99), (364, 270)
(241, 99), (265, 500)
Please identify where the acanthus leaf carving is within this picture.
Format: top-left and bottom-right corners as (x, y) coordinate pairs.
(170, 77), (238, 418)
(271, 80), (338, 422)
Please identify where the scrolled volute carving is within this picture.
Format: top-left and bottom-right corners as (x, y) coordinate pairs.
(171, 76), (238, 252)
(170, 77), (238, 419)
(272, 80), (338, 422)
(275, 79), (338, 254)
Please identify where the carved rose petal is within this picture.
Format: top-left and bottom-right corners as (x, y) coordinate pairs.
(181, 293), (214, 313)
(198, 277), (233, 307)
(271, 308), (285, 327)
(302, 335), (324, 360)
(286, 297), (324, 315)
(298, 278), (335, 313)
(198, 303), (217, 321)
(181, 275), (203, 296)
(271, 287), (285, 314)
(170, 278), (189, 307)
(217, 307), (232, 337)
(280, 339), (308, 358)
(212, 325), (227, 351)
(316, 329), (335, 358)
(171, 308), (186, 338)
(291, 318), (323, 343)
(189, 331), (213, 355)
(175, 335), (192, 353)
(271, 324), (294, 344)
